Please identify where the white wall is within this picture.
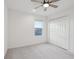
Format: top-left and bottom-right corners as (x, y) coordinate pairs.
(68, 14), (74, 53)
(4, 0), (8, 55)
(48, 11), (74, 53)
(8, 10), (47, 48)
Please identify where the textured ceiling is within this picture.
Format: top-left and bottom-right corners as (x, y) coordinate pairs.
(7, 0), (73, 16)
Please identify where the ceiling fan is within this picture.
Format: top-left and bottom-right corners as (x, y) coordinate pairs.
(31, 0), (60, 11)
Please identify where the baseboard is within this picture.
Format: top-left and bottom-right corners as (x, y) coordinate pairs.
(8, 42), (47, 50)
(7, 42), (74, 56)
(4, 49), (8, 58)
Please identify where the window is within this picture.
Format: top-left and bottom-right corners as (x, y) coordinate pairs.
(34, 20), (43, 36)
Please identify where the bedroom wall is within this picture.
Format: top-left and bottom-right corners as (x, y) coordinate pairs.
(4, 0), (8, 55)
(68, 13), (74, 53)
(8, 9), (47, 48)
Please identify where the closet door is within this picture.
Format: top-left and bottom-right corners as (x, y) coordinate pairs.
(48, 17), (70, 49)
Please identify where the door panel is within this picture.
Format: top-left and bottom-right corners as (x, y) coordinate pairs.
(48, 18), (69, 49)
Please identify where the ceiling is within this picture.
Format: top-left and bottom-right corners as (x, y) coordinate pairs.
(7, 0), (73, 16)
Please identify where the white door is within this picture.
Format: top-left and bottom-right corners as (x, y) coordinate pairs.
(48, 17), (70, 49)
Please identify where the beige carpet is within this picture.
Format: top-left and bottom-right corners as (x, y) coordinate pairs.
(5, 43), (74, 59)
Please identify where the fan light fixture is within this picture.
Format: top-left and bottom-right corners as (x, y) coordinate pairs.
(31, 0), (59, 11)
(43, 3), (49, 7)
(33, 9), (36, 12)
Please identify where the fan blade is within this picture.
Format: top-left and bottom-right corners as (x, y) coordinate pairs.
(44, 7), (47, 11)
(31, 0), (43, 3)
(43, 0), (45, 3)
(48, 0), (51, 3)
(49, 0), (60, 3)
(45, 0), (48, 2)
(35, 5), (43, 9)
(50, 4), (58, 8)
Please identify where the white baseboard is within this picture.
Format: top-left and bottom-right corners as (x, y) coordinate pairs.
(8, 41), (47, 49)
